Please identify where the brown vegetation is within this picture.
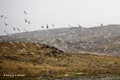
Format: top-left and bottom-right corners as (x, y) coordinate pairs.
(0, 42), (120, 79)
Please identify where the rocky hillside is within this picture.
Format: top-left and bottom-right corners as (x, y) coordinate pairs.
(0, 24), (120, 56)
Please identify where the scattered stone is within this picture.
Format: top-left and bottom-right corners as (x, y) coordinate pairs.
(44, 53), (51, 57)
(57, 50), (64, 53)
(2, 54), (28, 62)
(57, 59), (62, 62)
(27, 51), (30, 53)
(0, 54), (2, 57)
(27, 53), (32, 56)
(114, 62), (117, 65)
(0, 61), (2, 63)
(39, 57), (44, 60)
(66, 54), (71, 57)
(78, 56), (81, 58)
(61, 64), (67, 67)
(18, 66), (23, 70)
(0, 66), (2, 69)
(51, 50), (57, 54)
(3, 55), (20, 60)
(53, 54), (57, 57)
(41, 45), (50, 49)
(36, 52), (41, 55)
(36, 47), (41, 50)
(37, 61), (42, 64)
(18, 53), (25, 56)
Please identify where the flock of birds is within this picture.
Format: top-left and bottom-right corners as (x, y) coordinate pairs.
(0, 10), (83, 55)
(0, 10), (85, 36)
(0, 10), (57, 36)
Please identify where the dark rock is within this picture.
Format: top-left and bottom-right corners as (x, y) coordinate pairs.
(78, 56), (81, 58)
(58, 55), (63, 57)
(44, 53), (51, 57)
(53, 54), (57, 57)
(18, 66), (23, 70)
(51, 50), (57, 54)
(45, 45), (50, 48)
(3, 55), (20, 60)
(61, 64), (67, 67)
(3, 55), (28, 62)
(41, 45), (50, 49)
(36, 52), (41, 55)
(0, 54), (2, 57)
(114, 62), (117, 65)
(37, 61), (42, 64)
(0, 66), (2, 69)
(57, 50), (64, 53)
(66, 54), (71, 57)
(39, 57), (44, 60)
(0, 61), (2, 63)
(27, 53), (33, 57)
(19, 53), (25, 56)
(36, 47), (40, 50)
(20, 59), (29, 63)
(27, 51), (30, 53)
(31, 59), (37, 63)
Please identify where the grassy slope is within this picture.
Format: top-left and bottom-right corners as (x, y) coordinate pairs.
(0, 42), (120, 80)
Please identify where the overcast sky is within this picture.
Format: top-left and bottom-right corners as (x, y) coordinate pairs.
(0, 0), (120, 35)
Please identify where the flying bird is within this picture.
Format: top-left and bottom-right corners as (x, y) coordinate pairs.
(41, 26), (44, 28)
(4, 30), (9, 35)
(5, 23), (8, 26)
(52, 24), (55, 27)
(17, 28), (20, 32)
(101, 23), (103, 26)
(1, 15), (7, 19)
(78, 24), (82, 28)
(69, 25), (71, 27)
(46, 24), (49, 28)
(12, 26), (16, 31)
(28, 21), (31, 24)
(0, 15), (4, 18)
(23, 10), (27, 15)
(24, 18), (27, 23)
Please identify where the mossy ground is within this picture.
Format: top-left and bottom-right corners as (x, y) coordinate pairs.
(0, 42), (120, 80)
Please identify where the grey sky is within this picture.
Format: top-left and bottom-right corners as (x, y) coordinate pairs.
(0, 0), (120, 35)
